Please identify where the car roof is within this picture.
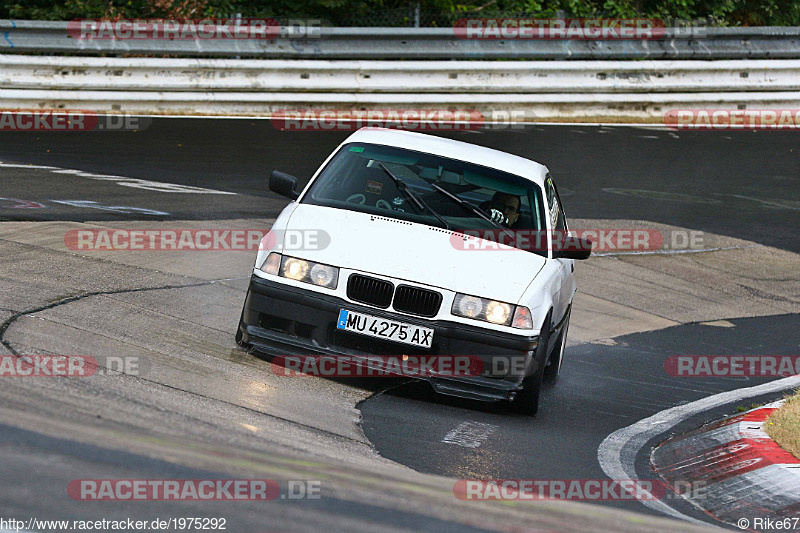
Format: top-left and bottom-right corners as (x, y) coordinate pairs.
(341, 128), (548, 186)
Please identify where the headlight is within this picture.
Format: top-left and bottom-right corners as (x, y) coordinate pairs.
(282, 257), (309, 280)
(485, 301), (512, 324)
(452, 293), (515, 326)
(455, 295), (483, 318)
(310, 263), (337, 287)
(279, 255), (339, 289)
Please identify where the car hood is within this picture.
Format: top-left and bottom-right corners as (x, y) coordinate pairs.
(282, 204), (546, 304)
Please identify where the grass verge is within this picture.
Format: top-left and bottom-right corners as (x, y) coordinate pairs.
(765, 390), (800, 460)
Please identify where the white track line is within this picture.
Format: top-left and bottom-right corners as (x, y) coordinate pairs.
(442, 421), (498, 449)
(0, 161), (235, 196)
(597, 375), (800, 527)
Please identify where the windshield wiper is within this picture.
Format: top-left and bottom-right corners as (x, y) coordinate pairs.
(378, 163), (451, 230)
(428, 182), (516, 241)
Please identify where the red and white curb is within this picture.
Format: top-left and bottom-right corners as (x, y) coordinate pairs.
(652, 400), (800, 530)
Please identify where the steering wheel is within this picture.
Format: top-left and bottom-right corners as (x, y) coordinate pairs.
(346, 193), (366, 204)
(376, 199), (392, 210)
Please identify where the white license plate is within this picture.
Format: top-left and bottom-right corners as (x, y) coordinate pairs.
(336, 310), (434, 349)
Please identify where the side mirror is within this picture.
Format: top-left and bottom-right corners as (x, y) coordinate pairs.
(553, 237), (592, 260)
(269, 170), (300, 201)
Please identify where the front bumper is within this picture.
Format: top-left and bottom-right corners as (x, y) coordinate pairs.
(239, 275), (540, 402)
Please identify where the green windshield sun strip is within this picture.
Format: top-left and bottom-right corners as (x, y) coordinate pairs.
(462, 169), (528, 196)
(354, 149), (418, 166)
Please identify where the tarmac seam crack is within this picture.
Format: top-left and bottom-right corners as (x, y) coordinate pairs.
(734, 283), (799, 305)
(0, 281), (371, 447)
(0, 279), (231, 356)
(355, 379), (418, 411)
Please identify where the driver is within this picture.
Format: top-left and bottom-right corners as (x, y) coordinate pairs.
(487, 191), (521, 227)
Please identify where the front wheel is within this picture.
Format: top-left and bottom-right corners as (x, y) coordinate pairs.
(510, 312), (551, 416)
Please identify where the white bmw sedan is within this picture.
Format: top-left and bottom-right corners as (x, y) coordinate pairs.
(237, 127), (590, 415)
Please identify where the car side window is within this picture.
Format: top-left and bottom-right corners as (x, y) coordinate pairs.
(544, 175), (566, 231)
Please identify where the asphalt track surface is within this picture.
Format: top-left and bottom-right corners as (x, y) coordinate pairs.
(1, 119), (799, 531)
(360, 314), (797, 519)
(0, 120), (797, 253)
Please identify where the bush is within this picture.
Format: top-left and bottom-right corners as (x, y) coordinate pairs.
(2, 0), (798, 26)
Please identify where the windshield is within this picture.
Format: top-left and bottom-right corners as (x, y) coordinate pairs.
(302, 142), (547, 250)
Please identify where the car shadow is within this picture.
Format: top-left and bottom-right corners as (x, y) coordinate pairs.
(238, 344), (546, 417)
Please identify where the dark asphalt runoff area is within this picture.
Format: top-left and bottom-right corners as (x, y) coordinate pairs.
(1, 118), (798, 530)
(360, 314), (798, 522)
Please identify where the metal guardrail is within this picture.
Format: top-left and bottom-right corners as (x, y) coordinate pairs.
(2, 55), (799, 93)
(2, 21), (799, 120)
(1, 53), (799, 120)
(2, 20), (800, 59)
(2, 86), (798, 121)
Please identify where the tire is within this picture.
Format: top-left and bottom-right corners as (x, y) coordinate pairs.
(510, 312), (551, 416)
(543, 308), (570, 385)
